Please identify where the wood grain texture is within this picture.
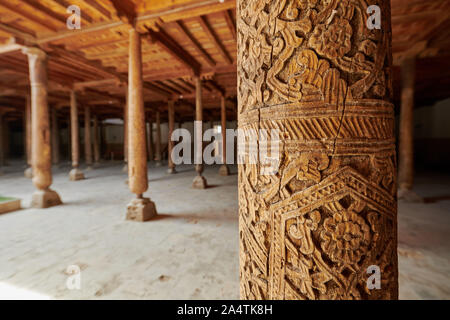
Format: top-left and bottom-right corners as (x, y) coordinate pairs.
(237, 0), (398, 300)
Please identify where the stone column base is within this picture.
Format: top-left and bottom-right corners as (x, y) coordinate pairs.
(398, 189), (424, 203)
(122, 164), (128, 172)
(69, 168), (85, 181)
(218, 164), (230, 176)
(167, 167), (176, 174)
(31, 189), (62, 208)
(192, 175), (207, 189)
(126, 197), (157, 222)
(24, 167), (33, 179)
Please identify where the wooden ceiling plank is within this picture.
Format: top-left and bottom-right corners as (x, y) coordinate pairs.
(146, 27), (201, 76)
(0, 3), (57, 33)
(197, 15), (232, 64)
(173, 20), (216, 67)
(224, 9), (236, 40)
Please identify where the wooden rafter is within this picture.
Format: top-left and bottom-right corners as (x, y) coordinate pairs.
(146, 27), (201, 76)
(110, 0), (136, 25)
(223, 10), (236, 40)
(197, 15), (232, 64)
(173, 20), (216, 67)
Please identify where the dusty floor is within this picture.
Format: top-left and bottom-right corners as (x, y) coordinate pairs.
(0, 161), (449, 300)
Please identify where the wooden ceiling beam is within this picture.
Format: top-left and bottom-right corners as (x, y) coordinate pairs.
(224, 9), (236, 40)
(197, 15), (232, 64)
(173, 20), (216, 68)
(0, 3), (57, 33)
(146, 28), (201, 76)
(110, 0), (136, 26)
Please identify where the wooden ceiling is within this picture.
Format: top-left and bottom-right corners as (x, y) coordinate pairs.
(0, 0), (449, 124)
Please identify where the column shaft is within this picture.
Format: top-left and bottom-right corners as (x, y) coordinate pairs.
(219, 95), (229, 176)
(192, 77), (207, 188)
(24, 47), (61, 207)
(167, 100), (176, 173)
(84, 106), (92, 167)
(126, 27), (157, 221)
(51, 106), (59, 165)
(238, 0), (397, 300)
(155, 111), (162, 164)
(69, 90), (84, 180)
(93, 115), (100, 164)
(147, 115), (154, 161)
(398, 58), (415, 191)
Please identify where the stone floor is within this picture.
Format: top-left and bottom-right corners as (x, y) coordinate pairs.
(0, 161), (449, 300)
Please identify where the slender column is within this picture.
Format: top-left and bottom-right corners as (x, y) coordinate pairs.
(0, 112), (3, 173)
(155, 111), (162, 166)
(84, 106), (93, 169)
(23, 47), (61, 208)
(24, 95), (33, 178)
(69, 90), (84, 181)
(238, 0), (397, 300)
(192, 77), (207, 188)
(219, 95), (229, 176)
(167, 100), (176, 174)
(123, 95), (128, 172)
(147, 114), (154, 162)
(51, 106), (60, 165)
(398, 57), (421, 201)
(93, 114), (100, 165)
(126, 27), (157, 221)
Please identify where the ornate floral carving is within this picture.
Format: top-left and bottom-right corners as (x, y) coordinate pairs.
(238, 0), (398, 300)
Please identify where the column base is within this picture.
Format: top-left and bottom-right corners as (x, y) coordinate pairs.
(167, 167), (176, 174)
(192, 175), (207, 189)
(218, 164), (230, 176)
(398, 189), (424, 203)
(24, 167), (33, 179)
(122, 164), (128, 172)
(31, 189), (62, 209)
(69, 168), (85, 181)
(155, 161), (162, 167)
(126, 197), (157, 222)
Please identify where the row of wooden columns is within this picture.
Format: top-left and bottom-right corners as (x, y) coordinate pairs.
(18, 27), (230, 217)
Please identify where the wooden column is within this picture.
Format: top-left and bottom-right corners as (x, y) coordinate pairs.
(147, 114), (154, 162)
(192, 76), (207, 189)
(238, 0), (397, 300)
(398, 57), (420, 201)
(155, 111), (162, 166)
(126, 27), (157, 221)
(93, 114), (100, 165)
(24, 95), (33, 178)
(69, 90), (84, 181)
(84, 106), (93, 169)
(219, 94), (229, 176)
(0, 111), (3, 172)
(24, 47), (61, 208)
(167, 100), (176, 174)
(51, 106), (60, 166)
(123, 98), (128, 172)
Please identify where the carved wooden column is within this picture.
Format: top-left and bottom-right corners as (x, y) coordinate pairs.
(24, 95), (33, 178)
(126, 27), (157, 221)
(147, 114), (154, 162)
(398, 57), (420, 201)
(219, 94), (229, 176)
(51, 106), (60, 166)
(84, 106), (93, 169)
(167, 100), (176, 174)
(192, 76), (207, 189)
(155, 111), (162, 166)
(123, 97), (128, 172)
(238, 0), (398, 300)
(69, 90), (84, 181)
(93, 114), (100, 165)
(24, 47), (62, 208)
(0, 111), (3, 172)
